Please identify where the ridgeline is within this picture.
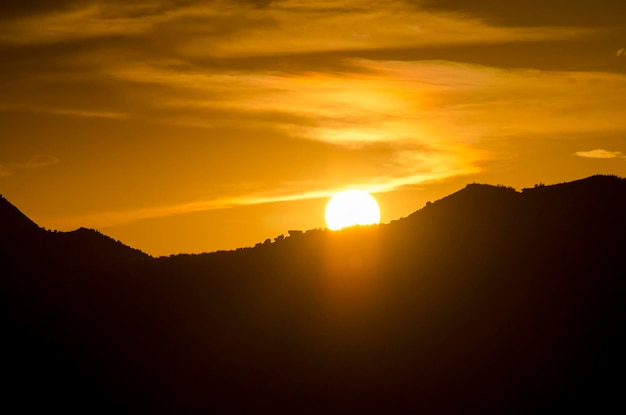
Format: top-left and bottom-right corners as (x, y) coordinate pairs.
(2, 175), (625, 413)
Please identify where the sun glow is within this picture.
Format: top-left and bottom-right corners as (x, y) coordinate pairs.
(325, 190), (381, 230)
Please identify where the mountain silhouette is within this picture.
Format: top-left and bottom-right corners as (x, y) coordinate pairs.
(1, 175), (625, 413)
(1, 195), (148, 267)
(0, 194), (39, 235)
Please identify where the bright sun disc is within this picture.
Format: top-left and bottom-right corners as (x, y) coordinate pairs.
(325, 190), (381, 230)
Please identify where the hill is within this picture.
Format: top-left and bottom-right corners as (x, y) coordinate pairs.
(0, 194), (39, 234)
(1, 175), (625, 413)
(1, 195), (148, 267)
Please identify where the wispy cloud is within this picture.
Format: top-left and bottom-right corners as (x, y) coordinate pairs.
(0, 155), (60, 176)
(0, 1), (613, 134)
(0, 0), (594, 51)
(0, 104), (128, 120)
(574, 149), (625, 159)
(0, 165), (13, 177)
(16, 154), (61, 169)
(43, 187), (336, 230)
(108, 58), (626, 164)
(43, 165), (482, 230)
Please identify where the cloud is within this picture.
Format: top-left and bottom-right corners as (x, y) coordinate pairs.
(42, 165), (481, 230)
(0, 165), (13, 177)
(18, 56), (617, 207)
(106, 58), (626, 141)
(0, 155), (59, 177)
(0, 1), (78, 21)
(574, 149), (625, 159)
(0, 105), (129, 119)
(616, 48), (625, 57)
(0, 0), (608, 128)
(3, 46), (625, 210)
(416, 0), (626, 26)
(42, 187), (337, 229)
(0, 0), (594, 50)
(17, 154), (61, 169)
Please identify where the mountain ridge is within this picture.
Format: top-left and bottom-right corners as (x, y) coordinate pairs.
(0, 196), (149, 267)
(2, 174), (624, 259)
(1, 175), (625, 413)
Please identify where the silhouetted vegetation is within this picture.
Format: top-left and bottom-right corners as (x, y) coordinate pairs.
(1, 175), (625, 413)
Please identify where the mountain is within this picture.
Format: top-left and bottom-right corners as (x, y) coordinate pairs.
(1, 175), (625, 413)
(0, 194), (39, 235)
(0, 195), (148, 268)
(1, 195), (151, 411)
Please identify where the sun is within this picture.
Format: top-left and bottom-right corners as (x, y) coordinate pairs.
(325, 190), (381, 230)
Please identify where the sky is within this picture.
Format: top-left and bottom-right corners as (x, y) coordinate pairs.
(1, 0), (625, 256)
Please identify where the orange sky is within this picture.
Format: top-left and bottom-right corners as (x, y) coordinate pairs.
(1, 0), (625, 256)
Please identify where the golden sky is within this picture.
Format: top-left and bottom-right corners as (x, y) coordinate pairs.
(1, 0), (625, 256)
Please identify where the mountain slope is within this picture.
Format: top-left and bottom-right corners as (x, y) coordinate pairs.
(1, 176), (625, 413)
(0, 196), (148, 268)
(0, 194), (39, 234)
(1, 197), (151, 410)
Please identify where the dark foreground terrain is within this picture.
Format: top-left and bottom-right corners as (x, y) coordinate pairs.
(2, 175), (625, 413)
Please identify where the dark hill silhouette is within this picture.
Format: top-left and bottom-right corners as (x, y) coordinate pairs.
(0, 194), (39, 235)
(1, 196), (150, 410)
(1, 175), (625, 413)
(0, 195), (148, 268)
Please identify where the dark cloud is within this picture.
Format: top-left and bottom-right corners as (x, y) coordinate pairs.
(0, 35), (137, 79)
(0, 2), (282, 75)
(185, 50), (366, 73)
(235, 0), (274, 8)
(417, 0), (626, 27)
(358, 40), (626, 74)
(0, 1), (198, 21)
(148, 11), (279, 42)
(0, 0), (81, 21)
(0, 62), (138, 115)
(3, 0), (620, 82)
(130, 35), (620, 76)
